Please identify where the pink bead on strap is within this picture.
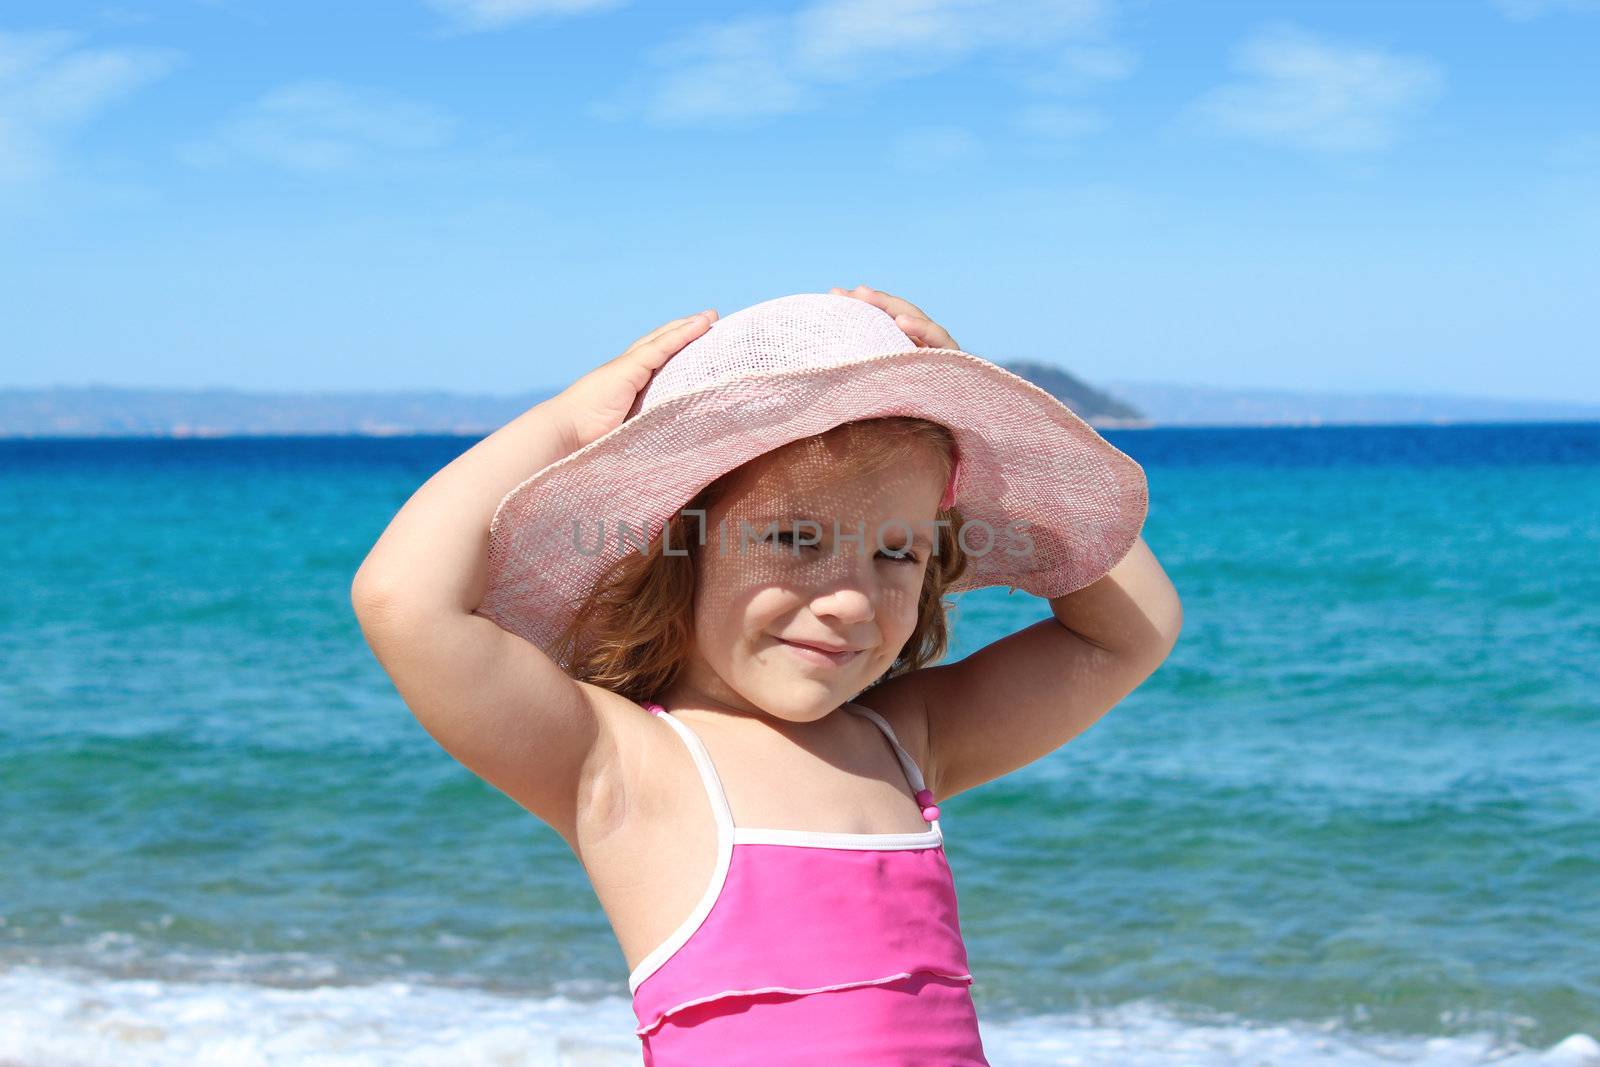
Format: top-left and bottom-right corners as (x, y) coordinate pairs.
(915, 788), (939, 822)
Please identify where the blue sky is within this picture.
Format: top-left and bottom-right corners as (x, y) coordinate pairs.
(2, 0), (1597, 402)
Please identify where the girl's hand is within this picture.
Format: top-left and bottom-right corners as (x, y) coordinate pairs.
(829, 284), (960, 351)
(552, 309), (718, 450)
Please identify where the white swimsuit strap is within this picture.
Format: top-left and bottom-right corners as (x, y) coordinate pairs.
(653, 710), (736, 832)
(844, 703), (929, 795)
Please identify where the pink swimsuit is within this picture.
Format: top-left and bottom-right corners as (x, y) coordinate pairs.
(631, 700), (991, 1066)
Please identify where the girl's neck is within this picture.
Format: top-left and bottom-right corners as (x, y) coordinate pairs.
(657, 692), (848, 747)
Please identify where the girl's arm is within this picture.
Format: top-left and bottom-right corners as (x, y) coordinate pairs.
(826, 287), (1181, 802)
(350, 311), (717, 848)
(910, 535), (1183, 802)
(350, 398), (604, 847)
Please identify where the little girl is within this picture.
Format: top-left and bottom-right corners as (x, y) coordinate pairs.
(352, 287), (1183, 1065)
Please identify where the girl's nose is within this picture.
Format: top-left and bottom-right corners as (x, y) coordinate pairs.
(809, 583), (876, 626)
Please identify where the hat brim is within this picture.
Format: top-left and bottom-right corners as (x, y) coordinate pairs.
(474, 347), (1148, 657)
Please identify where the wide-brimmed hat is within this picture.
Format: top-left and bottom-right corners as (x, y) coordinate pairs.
(473, 292), (1148, 661)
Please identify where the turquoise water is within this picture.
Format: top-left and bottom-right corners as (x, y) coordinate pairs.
(2, 424), (1596, 1065)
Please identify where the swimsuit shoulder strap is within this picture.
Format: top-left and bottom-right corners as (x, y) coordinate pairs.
(644, 701), (736, 833)
(844, 702), (931, 796)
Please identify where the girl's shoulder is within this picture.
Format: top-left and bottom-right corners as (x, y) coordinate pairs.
(565, 687), (684, 849)
(847, 676), (935, 790)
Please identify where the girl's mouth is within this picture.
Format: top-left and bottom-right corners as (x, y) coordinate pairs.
(775, 638), (861, 667)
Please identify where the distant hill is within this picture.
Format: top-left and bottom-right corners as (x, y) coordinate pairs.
(1101, 379), (1600, 427)
(0, 368), (1148, 437)
(0, 376), (1594, 438)
(0, 384), (561, 438)
(999, 361), (1149, 427)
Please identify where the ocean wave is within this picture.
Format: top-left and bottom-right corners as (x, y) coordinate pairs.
(2, 964), (1595, 1067)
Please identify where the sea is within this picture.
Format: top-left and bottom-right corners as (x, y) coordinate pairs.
(2, 422), (1596, 1066)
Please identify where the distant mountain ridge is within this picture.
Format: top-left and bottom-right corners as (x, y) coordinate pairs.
(0, 384), (562, 438)
(0, 377), (1595, 438)
(1100, 379), (1600, 427)
(1001, 361), (1148, 426)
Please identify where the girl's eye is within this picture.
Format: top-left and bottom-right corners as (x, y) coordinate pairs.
(764, 530), (817, 551)
(763, 530), (920, 565)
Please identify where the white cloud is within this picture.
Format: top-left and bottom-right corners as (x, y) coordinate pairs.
(1188, 24), (1444, 154)
(0, 27), (179, 183)
(791, 0), (1105, 79)
(424, 0), (629, 33)
(623, 14), (802, 127)
(594, 0), (1115, 127)
(1490, 0), (1600, 18)
(1011, 43), (1135, 93)
(95, 9), (157, 29)
(179, 80), (455, 173)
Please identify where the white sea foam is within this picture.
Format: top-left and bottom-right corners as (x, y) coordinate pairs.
(981, 1001), (1600, 1067)
(1, 965), (1595, 1066)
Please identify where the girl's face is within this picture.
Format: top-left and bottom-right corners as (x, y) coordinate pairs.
(667, 438), (946, 726)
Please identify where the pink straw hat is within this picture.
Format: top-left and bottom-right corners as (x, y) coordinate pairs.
(473, 292), (1148, 660)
